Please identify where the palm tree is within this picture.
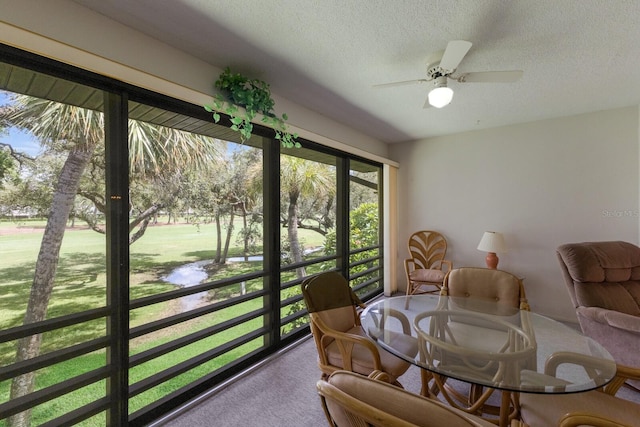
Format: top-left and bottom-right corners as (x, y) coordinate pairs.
(280, 155), (335, 278)
(2, 94), (219, 427)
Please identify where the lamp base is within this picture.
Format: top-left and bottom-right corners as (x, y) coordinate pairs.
(485, 252), (499, 269)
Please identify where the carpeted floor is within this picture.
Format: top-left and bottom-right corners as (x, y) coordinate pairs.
(154, 337), (342, 426)
(154, 335), (639, 427)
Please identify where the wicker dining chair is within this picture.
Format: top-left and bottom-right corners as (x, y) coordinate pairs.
(301, 271), (417, 386)
(441, 267), (530, 310)
(428, 267), (533, 418)
(404, 230), (453, 303)
(516, 356), (640, 427)
(317, 370), (495, 427)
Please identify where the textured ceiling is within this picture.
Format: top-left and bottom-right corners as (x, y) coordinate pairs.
(72, 0), (640, 144)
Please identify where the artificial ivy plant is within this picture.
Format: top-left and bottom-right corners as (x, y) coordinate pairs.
(204, 67), (301, 148)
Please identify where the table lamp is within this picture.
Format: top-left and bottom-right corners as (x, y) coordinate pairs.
(477, 231), (506, 269)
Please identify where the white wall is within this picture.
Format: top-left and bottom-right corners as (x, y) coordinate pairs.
(390, 107), (640, 321)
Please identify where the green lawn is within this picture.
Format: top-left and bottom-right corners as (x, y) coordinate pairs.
(0, 217), (324, 425)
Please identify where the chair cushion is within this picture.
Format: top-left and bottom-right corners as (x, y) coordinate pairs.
(446, 268), (520, 308)
(326, 371), (495, 426)
(519, 388), (640, 427)
(574, 282), (640, 315)
(410, 269), (445, 283)
(325, 326), (416, 380)
(558, 241), (640, 283)
(302, 271), (358, 312)
(316, 306), (358, 333)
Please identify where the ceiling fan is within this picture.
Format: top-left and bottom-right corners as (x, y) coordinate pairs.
(374, 40), (523, 108)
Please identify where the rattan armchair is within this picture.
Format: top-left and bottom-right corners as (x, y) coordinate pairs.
(301, 271), (417, 386)
(404, 230), (453, 303)
(427, 267), (533, 420)
(317, 370), (496, 427)
(441, 267), (530, 310)
(517, 355), (640, 427)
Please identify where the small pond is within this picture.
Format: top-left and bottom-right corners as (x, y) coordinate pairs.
(163, 256), (264, 311)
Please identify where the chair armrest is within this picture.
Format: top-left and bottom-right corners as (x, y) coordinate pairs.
(577, 306), (640, 332)
(434, 259), (453, 272)
(602, 363), (640, 395)
(367, 369), (391, 383)
(544, 352), (614, 377)
(602, 310), (640, 333)
(406, 258), (453, 274)
(559, 412), (635, 427)
(369, 307), (413, 335)
(543, 352), (640, 396)
(311, 313), (383, 370)
(404, 258), (415, 273)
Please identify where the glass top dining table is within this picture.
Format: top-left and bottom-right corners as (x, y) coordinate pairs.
(361, 295), (616, 395)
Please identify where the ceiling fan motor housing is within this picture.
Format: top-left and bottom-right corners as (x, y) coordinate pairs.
(432, 75), (448, 88)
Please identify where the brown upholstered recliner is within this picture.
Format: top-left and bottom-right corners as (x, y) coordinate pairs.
(556, 241), (640, 369)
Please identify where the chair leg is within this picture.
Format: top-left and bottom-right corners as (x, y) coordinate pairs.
(420, 369), (432, 397)
(404, 282), (415, 309)
(419, 370), (443, 399)
(404, 295), (412, 309)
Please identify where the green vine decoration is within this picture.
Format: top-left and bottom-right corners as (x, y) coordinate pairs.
(204, 67), (301, 148)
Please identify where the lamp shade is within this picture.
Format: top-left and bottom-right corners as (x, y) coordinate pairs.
(428, 76), (453, 108)
(477, 231), (506, 253)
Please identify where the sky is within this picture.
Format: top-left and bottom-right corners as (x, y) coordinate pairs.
(0, 91), (42, 157)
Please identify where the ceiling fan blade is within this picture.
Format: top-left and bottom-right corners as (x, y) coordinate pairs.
(458, 70), (523, 83)
(373, 79), (429, 88)
(439, 40), (472, 72)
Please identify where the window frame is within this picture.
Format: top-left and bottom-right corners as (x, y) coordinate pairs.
(0, 42), (384, 426)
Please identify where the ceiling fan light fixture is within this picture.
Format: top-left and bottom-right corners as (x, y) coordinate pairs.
(428, 76), (453, 108)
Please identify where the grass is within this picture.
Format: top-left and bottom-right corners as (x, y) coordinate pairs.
(0, 217), (325, 425)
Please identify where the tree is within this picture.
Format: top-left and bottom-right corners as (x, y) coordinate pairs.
(182, 157), (232, 264)
(2, 94), (219, 427)
(283, 202), (379, 333)
(280, 156), (334, 278)
(182, 145), (262, 265)
(0, 147), (50, 218)
(228, 147), (262, 260)
(0, 145), (16, 186)
(0, 109), (34, 190)
(323, 202), (379, 272)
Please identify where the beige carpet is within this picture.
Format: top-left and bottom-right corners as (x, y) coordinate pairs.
(154, 336), (639, 427)
(154, 337), (335, 427)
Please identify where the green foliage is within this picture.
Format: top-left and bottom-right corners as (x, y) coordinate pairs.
(349, 202), (379, 248)
(204, 67), (301, 148)
(323, 203), (379, 255)
(0, 147), (15, 186)
(347, 203), (380, 285)
(281, 202), (380, 332)
(323, 202), (379, 287)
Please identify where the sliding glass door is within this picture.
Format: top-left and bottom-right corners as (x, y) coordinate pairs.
(0, 44), (384, 426)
